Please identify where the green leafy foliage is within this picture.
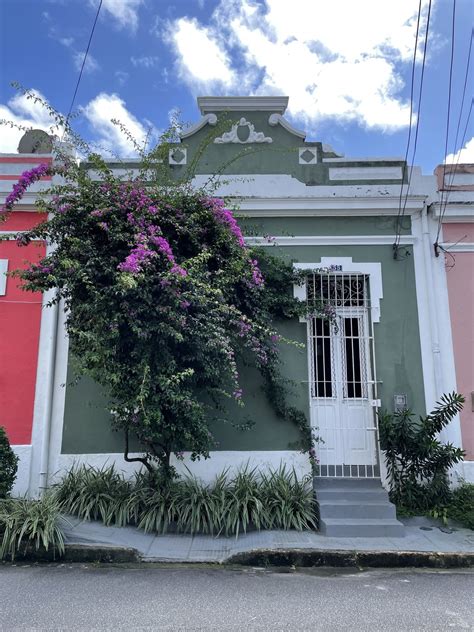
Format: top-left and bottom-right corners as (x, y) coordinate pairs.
(0, 427), (18, 499)
(429, 482), (474, 530)
(0, 495), (65, 561)
(55, 464), (317, 536)
(378, 392), (465, 510)
(446, 482), (474, 529)
(1, 112), (330, 474)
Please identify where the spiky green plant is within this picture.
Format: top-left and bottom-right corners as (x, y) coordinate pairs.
(260, 465), (317, 531)
(172, 473), (229, 535)
(55, 464), (132, 525)
(0, 494), (65, 561)
(223, 465), (266, 536)
(54, 463), (318, 536)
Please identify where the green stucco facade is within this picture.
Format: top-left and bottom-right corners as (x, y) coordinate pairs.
(61, 98), (425, 456)
(61, 218), (425, 455)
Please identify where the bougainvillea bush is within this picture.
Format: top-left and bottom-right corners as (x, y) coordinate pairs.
(2, 147), (326, 476)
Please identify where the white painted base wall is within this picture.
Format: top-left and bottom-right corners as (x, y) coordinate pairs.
(49, 450), (312, 485)
(11, 445), (32, 496)
(452, 460), (474, 485)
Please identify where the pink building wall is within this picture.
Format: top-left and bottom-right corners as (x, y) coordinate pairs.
(442, 209), (474, 460)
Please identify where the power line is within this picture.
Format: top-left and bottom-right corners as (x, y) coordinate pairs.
(394, 0), (423, 257)
(446, 29), (473, 190)
(62, 0), (103, 140)
(436, 97), (473, 236)
(437, 30), (473, 229)
(435, 0), (457, 252)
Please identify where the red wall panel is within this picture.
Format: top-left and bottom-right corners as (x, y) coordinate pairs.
(0, 230), (45, 444)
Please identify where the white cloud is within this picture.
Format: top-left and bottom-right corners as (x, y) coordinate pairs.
(115, 70), (130, 86)
(73, 51), (100, 73)
(130, 55), (160, 68)
(0, 90), (59, 153)
(167, 18), (235, 88)
(81, 92), (158, 156)
(166, 0), (430, 131)
(445, 137), (474, 164)
(0, 90), (157, 157)
(91, 0), (143, 33)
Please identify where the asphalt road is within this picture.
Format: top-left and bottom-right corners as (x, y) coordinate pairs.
(0, 565), (473, 631)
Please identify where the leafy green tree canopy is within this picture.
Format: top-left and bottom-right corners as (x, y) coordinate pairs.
(2, 144), (327, 474)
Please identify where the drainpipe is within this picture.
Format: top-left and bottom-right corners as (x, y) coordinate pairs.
(37, 292), (59, 494)
(421, 203), (443, 405)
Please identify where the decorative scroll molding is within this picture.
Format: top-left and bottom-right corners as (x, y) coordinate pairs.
(180, 113), (217, 139)
(268, 113), (306, 139)
(214, 118), (273, 144)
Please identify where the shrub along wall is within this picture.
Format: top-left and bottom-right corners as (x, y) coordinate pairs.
(55, 464), (318, 536)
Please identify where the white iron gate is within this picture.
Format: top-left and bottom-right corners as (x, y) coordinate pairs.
(307, 272), (380, 478)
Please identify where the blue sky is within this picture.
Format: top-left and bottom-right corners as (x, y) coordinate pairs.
(1, 0), (472, 173)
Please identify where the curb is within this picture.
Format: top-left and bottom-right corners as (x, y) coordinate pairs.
(3, 544), (140, 564)
(225, 549), (474, 569)
(4, 546), (473, 568)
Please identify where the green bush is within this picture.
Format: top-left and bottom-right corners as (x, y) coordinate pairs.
(0, 426), (18, 499)
(446, 482), (474, 530)
(0, 494), (65, 561)
(379, 392), (465, 510)
(55, 463), (317, 537)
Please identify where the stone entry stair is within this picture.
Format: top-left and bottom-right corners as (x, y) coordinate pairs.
(314, 477), (405, 538)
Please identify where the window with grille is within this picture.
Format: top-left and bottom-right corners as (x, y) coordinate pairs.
(307, 272), (369, 308)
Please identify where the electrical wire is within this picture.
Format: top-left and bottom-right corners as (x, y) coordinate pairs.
(61, 0), (103, 140)
(394, 0), (423, 257)
(437, 98), (473, 231)
(395, 0), (433, 259)
(436, 27), (474, 234)
(435, 0), (457, 252)
(445, 29), (473, 191)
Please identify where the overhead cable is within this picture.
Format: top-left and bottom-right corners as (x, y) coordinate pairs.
(394, 0), (423, 257)
(435, 0), (457, 253)
(62, 0), (103, 140)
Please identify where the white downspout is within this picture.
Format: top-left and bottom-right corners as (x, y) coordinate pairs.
(38, 290), (59, 493)
(421, 203), (443, 404)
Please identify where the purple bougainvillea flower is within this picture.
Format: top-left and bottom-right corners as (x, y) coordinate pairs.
(2, 163), (50, 213)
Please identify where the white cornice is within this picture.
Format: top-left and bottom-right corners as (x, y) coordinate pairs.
(246, 235), (415, 246)
(232, 195), (428, 215)
(430, 203), (474, 222)
(198, 96), (289, 114)
(180, 113), (218, 139)
(323, 157), (405, 163)
(441, 242), (474, 252)
(268, 114), (306, 139)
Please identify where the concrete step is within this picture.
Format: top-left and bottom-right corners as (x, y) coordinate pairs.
(319, 518), (405, 538)
(315, 488), (389, 502)
(314, 477), (404, 538)
(314, 477), (382, 489)
(318, 500), (397, 520)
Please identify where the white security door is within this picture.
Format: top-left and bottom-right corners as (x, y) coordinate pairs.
(307, 273), (379, 478)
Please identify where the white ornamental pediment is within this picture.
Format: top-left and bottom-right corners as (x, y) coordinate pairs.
(214, 118), (273, 144)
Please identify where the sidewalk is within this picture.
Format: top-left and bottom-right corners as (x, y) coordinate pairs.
(61, 515), (474, 564)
